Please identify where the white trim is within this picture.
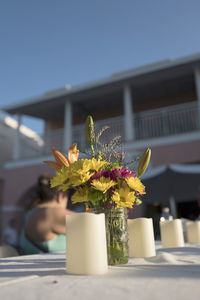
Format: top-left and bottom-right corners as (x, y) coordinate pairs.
(142, 163), (200, 180)
(141, 165), (167, 180)
(4, 155), (53, 169)
(170, 164), (200, 174)
(4, 152), (86, 169)
(124, 130), (200, 151)
(0, 205), (25, 212)
(4, 130), (200, 169)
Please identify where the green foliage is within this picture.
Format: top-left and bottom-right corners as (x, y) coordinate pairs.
(85, 115), (95, 144)
(84, 115), (126, 166)
(108, 244), (129, 265)
(138, 148), (151, 177)
(88, 189), (103, 204)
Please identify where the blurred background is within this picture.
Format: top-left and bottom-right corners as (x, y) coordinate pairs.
(0, 0), (200, 247)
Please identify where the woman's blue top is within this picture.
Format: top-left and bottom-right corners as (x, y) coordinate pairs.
(19, 208), (66, 255)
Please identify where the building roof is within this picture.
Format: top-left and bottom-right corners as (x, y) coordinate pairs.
(0, 114), (43, 146)
(0, 114), (43, 178)
(2, 53), (200, 120)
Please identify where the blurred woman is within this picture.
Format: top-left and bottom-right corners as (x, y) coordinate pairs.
(19, 174), (75, 255)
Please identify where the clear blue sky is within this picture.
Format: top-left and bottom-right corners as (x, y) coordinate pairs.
(1, 0), (200, 134)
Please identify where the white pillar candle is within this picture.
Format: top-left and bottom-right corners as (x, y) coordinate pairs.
(66, 213), (108, 275)
(186, 221), (200, 243)
(160, 219), (184, 248)
(128, 218), (156, 258)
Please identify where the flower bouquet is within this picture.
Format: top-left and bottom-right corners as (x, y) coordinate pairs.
(45, 116), (151, 265)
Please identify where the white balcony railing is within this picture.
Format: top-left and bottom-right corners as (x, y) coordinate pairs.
(43, 116), (124, 154)
(73, 116), (125, 152)
(135, 101), (199, 140)
(17, 101), (200, 160)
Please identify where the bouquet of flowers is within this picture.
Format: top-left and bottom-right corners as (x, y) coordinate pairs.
(45, 116), (151, 265)
(45, 116), (150, 210)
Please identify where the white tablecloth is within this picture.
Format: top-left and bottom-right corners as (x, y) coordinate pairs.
(0, 243), (200, 300)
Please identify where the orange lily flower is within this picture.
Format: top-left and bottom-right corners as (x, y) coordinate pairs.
(68, 143), (79, 163)
(44, 143), (79, 170)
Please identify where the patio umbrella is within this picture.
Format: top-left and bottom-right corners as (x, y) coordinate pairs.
(142, 164), (200, 205)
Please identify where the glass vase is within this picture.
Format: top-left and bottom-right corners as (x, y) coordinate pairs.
(93, 207), (129, 265)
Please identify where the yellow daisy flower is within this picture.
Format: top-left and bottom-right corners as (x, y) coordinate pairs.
(69, 158), (105, 174)
(59, 180), (71, 192)
(88, 158), (106, 171)
(50, 167), (71, 188)
(112, 187), (136, 208)
(91, 177), (116, 193)
(70, 171), (94, 187)
(69, 159), (88, 173)
(125, 177), (145, 195)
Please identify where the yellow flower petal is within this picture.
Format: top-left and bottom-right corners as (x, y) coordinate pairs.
(125, 177), (145, 195)
(91, 177), (116, 193)
(50, 167), (71, 187)
(112, 187), (136, 208)
(89, 158), (106, 171)
(70, 172), (94, 187)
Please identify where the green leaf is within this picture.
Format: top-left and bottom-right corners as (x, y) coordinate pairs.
(112, 162), (122, 169)
(88, 189), (103, 203)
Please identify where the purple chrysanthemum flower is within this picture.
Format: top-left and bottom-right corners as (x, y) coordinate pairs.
(112, 168), (135, 179)
(90, 171), (102, 181)
(90, 170), (117, 182)
(89, 167), (135, 186)
(101, 170), (117, 181)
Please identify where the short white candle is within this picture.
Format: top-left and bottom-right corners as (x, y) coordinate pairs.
(128, 218), (156, 258)
(66, 213), (108, 275)
(186, 221), (200, 243)
(160, 219), (184, 248)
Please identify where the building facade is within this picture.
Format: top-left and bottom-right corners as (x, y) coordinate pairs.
(0, 114), (43, 240)
(1, 53), (200, 238)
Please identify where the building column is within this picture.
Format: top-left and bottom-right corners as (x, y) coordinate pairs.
(123, 84), (135, 141)
(169, 196), (177, 219)
(13, 114), (21, 160)
(63, 101), (72, 151)
(194, 67), (200, 128)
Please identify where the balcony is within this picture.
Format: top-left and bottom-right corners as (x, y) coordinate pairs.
(16, 101), (200, 160)
(134, 101), (199, 140)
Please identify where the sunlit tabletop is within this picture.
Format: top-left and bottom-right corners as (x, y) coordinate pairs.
(0, 243), (200, 300)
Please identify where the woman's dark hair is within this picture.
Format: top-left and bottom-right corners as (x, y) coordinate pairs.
(36, 174), (59, 203)
(27, 173), (71, 210)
